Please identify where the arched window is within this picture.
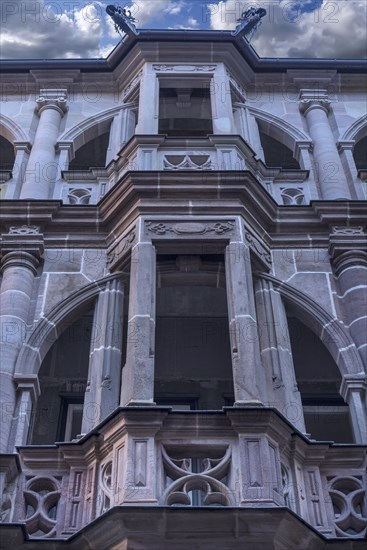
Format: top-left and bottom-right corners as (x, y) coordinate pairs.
(68, 131), (111, 171)
(29, 312), (93, 444)
(0, 134), (15, 170)
(353, 135), (367, 170)
(287, 316), (354, 443)
(259, 131), (300, 169)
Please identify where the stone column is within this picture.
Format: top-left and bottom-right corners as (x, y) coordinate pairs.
(0, 229), (43, 452)
(106, 108), (136, 165)
(255, 278), (305, 432)
(135, 65), (159, 135)
(340, 374), (367, 444)
(225, 241), (262, 404)
(299, 90), (351, 200)
(329, 226), (367, 367)
(211, 64), (235, 134)
(20, 89), (67, 199)
(82, 279), (124, 433)
(120, 242), (156, 406)
(11, 375), (40, 448)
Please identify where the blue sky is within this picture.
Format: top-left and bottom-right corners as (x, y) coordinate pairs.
(0, 1), (366, 59)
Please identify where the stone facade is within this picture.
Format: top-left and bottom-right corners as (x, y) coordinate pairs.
(0, 29), (366, 549)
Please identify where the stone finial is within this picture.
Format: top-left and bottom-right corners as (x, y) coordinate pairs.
(35, 89), (68, 116)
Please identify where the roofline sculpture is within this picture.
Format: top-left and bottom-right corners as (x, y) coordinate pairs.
(106, 5), (139, 37)
(231, 7), (267, 41)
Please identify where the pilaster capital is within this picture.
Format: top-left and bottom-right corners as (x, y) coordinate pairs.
(340, 373), (367, 402)
(299, 89), (331, 116)
(13, 373), (41, 402)
(35, 88), (68, 116)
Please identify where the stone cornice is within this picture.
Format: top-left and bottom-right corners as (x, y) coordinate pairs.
(0, 177), (366, 250)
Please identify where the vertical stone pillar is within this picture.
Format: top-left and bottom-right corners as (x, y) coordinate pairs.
(0, 230), (43, 452)
(82, 279), (124, 433)
(120, 241), (156, 406)
(233, 103), (265, 161)
(135, 65), (159, 135)
(211, 64), (235, 134)
(4, 142), (31, 199)
(329, 226), (367, 367)
(255, 278), (305, 432)
(340, 374), (367, 444)
(299, 90), (351, 200)
(20, 89), (68, 199)
(225, 241), (262, 404)
(11, 375), (40, 448)
(106, 108), (136, 165)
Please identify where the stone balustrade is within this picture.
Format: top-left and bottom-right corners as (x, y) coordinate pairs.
(2, 408), (366, 541)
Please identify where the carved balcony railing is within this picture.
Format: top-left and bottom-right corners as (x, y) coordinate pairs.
(1, 408), (366, 542)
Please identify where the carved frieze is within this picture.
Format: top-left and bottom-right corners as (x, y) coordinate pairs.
(153, 64), (216, 72)
(8, 225), (41, 235)
(145, 220), (235, 237)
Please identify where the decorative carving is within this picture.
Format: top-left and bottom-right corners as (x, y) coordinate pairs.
(36, 89), (68, 115)
(8, 225), (41, 235)
(331, 226), (365, 236)
(106, 5), (139, 37)
(99, 461), (113, 515)
(67, 188), (92, 205)
(161, 446), (233, 506)
(23, 476), (61, 537)
(121, 70), (143, 99)
(163, 154), (213, 170)
(153, 64), (216, 72)
(328, 476), (367, 538)
(244, 230), (271, 266)
(145, 221), (234, 237)
(107, 227), (136, 266)
(134, 441), (147, 487)
(280, 187), (305, 206)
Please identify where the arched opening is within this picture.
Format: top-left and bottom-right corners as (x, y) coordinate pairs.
(29, 312), (93, 444)
(259, 131), (300, 169)
(0, 134), (15, 170)
(68, 130), (111, 171)
(154, 253), (234, 409)
(353, 135), (367, 170)
(287, 316), (354, 443)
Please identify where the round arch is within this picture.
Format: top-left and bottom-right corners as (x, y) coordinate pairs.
(15, 274), (126, 376)
(260, 273), (364, 377)
(0, 114), (29, 143)
(58, 105), (129, 156)
(247, 106), (311, 156)
(340, 114), (367, 143)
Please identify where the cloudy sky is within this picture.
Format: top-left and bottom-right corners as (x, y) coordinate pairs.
(0, 0), (366, 59)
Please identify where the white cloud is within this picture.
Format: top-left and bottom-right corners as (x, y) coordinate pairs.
(131, 0), (185, 26)
(209, 0), (367, 58)
(0, 1), (104, 58)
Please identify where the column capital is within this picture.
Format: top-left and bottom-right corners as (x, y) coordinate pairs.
(340, 373), (367, 402)
(35, 88), (68, 116)
(328, 226), (367, 274)
(299, 89), (331, 116)
(13, 374), (41, 403)
(0, 250), (40, 275)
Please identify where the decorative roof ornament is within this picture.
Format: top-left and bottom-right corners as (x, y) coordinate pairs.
(231, 7), (267, 41)
(106, 5), (139, 37)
